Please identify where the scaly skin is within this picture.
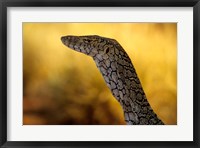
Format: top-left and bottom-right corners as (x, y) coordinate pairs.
(61, 35), (164, 125)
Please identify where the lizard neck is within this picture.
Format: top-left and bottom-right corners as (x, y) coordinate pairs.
(93, 53), (164, 125)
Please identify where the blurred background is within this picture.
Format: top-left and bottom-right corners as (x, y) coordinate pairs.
(23, 23), (177, 125)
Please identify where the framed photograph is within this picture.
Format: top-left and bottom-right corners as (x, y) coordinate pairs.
(0, 0), (199, 147)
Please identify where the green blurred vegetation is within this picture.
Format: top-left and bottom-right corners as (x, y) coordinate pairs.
(23, 23), (177, 125)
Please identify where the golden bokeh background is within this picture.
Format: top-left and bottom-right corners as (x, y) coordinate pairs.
(23, 23), (177, 125)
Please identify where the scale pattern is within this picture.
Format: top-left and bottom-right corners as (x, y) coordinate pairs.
(61, 35), (164, 125)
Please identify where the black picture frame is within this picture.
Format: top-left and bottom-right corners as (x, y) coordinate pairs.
(0, 0), (199, 147)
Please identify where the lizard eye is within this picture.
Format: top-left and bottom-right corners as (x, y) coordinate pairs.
(105, 47), (110, 54)
(83, 39), (91, 43)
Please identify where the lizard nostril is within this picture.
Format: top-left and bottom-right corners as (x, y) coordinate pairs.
(61, 36), (70, 46)
(61, 36), (66, 42)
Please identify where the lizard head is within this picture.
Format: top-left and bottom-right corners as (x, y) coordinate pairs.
(61, 35), (118, 58)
